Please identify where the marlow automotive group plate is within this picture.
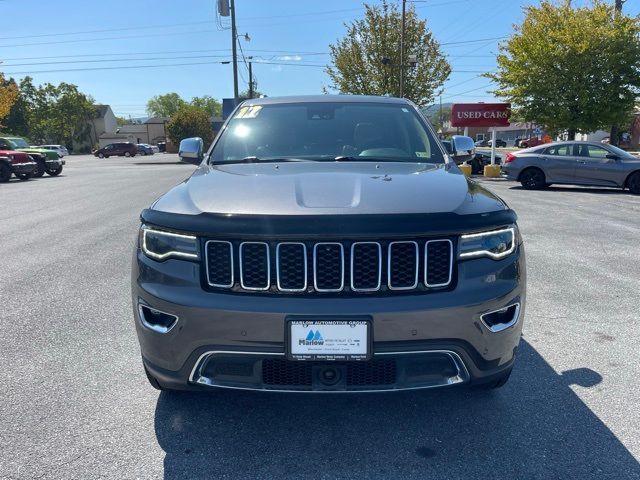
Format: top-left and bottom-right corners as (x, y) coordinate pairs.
(288, 320), (370, 361)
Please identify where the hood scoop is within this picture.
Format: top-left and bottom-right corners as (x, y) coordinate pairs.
(295, 174), (362, 208)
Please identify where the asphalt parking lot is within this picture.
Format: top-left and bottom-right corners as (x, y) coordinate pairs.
(1, 154), (639, 479)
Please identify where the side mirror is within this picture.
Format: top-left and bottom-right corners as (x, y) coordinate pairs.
(605, 153), (620, 161)
(178, 137), (204, 164)
(450, 135), (476, 162)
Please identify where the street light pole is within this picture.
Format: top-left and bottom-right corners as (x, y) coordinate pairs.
(230, 0), (239, 101)
(399, 0), (406, 98)
(248, 60), (253, 99)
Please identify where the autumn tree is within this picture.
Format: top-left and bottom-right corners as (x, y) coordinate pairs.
(487, 0), (640, 139)
(0, 74), (19, 129)
(166, 106), (213, 146)
(325, 0), (450, 106)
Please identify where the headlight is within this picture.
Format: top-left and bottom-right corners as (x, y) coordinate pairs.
(140, 225), (199, 261)
(458, 226), (517, 260)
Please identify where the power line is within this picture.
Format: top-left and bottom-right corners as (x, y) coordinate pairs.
(0, 29), (217, 48)
(3, 60), (234, 75)
(0, 20), (214, 41)
(0, 49), (330, 62)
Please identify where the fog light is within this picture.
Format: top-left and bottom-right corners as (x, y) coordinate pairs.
(480, 303), (520, 332)
(138, 304), (178, 333)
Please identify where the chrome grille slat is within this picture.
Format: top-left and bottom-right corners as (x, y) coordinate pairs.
(424, 239), (453, 288)
(387, 241), (419, 290)
(205, 240), (234, 288)
(276, 242), (307, 292)
(239, 242), (270, 291)
(350, 242), (382, 292)
(313, 242), (345, 292)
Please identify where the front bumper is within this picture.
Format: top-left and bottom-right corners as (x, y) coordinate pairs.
(133, 246), (526, 392)
(11, 162), (36, 174)
(46, 158), (65, 166)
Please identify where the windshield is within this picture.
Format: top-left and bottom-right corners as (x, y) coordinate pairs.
(607, 144), (636, 158)
(209, 102), (445, 164)
(10, 138), (30, 148)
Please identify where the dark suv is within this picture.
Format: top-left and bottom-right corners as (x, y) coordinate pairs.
(132, 95), (526, 393)
(94, 142), (138, 158)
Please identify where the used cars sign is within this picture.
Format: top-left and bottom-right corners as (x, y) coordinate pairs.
(451, 103), (511, 127)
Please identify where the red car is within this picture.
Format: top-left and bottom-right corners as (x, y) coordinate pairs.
(0, 149), (36, 182)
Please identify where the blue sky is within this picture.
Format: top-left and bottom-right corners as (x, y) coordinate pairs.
(1, 0), (638, 118)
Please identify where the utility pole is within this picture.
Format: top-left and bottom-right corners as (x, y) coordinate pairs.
(439, 95), (443, 136)
(230, 0), (239, 101)
(399, 0), (406, 98)
(248, 58), (254, 99)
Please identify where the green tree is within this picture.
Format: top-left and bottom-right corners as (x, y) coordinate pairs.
(115, 116), (129, 126)
(190, 95), (222, 117)
(166, 106), (213, 146)
(487, 0), (640, 139)
(18, 77), (96, 147)
(146, 92), (187, 117)
(325, 1), (451, 106)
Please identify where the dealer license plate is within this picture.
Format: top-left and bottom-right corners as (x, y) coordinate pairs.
(288, 320), (370, 361)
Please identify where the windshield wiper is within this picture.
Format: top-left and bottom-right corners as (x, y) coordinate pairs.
(213, 156), (311, 165)
(333, 156), (411, 163)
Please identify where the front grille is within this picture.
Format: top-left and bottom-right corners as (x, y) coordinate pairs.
(263, 359), (313, 387)
(262, 359), (397, 388)
(205, 238), (454, 295)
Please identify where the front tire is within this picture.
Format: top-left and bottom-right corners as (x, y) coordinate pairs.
(520, 168), (546, 190)
(125, 151), (131, 157)
(98, 153), (105, 159)
(33, 158), (46, 177)
(0, 163), (11, 182)
(46, 165), (63, 176)
(627, 171), (640, 195)
(16, 172), (32, 181)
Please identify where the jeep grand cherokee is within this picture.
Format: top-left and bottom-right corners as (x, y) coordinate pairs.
(132, 95), (526, 392)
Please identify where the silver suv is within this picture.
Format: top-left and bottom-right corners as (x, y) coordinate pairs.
(132, 95), (526, 392)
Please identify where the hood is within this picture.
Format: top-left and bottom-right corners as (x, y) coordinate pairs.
(17, 147), (59, 159)
(152, 161), (507, 216)
(0, 149), (31, 163)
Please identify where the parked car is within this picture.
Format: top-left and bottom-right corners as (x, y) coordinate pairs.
(39, 144), (69, 158)
(487, 138), (507, 148)
(137, 144), (155, 156)
(474, 139), (488, 147)
(0, 150), (36, 182)
(0, 136), (64, 177)
(150, 144), (160, 154)
(518, 136), (551, 148)
(601, 134), (632, 150)
(157, 141), (166, 152)
(93, 142), (138, 158)
(133, 95), (525, 393)
(472, 150), (503, 174)
(502, 141), (640, 193)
